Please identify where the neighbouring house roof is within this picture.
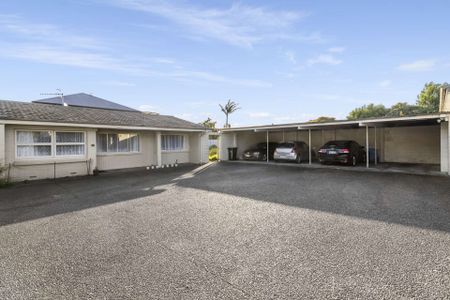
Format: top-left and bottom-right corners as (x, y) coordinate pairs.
(0, 100), (205, 131)
(33, 93), (139, 112)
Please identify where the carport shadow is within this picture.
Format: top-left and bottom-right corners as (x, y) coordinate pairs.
(0, 165), (199, 226)
(177, 163), (450, 233)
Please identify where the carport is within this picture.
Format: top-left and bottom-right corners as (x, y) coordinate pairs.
(219, 113), (450, 175)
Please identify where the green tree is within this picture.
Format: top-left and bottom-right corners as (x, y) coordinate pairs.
(219, 99), (240, 128)
(347, 104), (388, 120)
(416, 82), (448, 113)
(200, 117), (217, 130)
(308, 116), (336, 123)
(385, 102), (426, 117)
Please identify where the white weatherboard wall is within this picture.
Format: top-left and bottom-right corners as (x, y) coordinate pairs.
(441, 121), (449, 173)
(96, 130), (157, 170)
(189, 132), (209, 164)
(219, 133), (235, 160)
(4, 125), (97, 182)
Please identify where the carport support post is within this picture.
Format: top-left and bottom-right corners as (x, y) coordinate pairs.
(365, 125), (369, 168)
(308, 129), (312, 165)
(374, 127), (377, 165)
(266, 130), (269, 163)
(447, 117), (450, 175)
(156, 131), (162, 166)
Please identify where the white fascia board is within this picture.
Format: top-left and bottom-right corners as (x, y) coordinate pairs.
(298, 120), (359, 129)
(221, 125), (299, 133)
(298, 114), (444, 129)
(0, 120), (207, 132)
(220, 114), (450, 132)
(358, 114), (443, 126)
(253, 126), (299, 132)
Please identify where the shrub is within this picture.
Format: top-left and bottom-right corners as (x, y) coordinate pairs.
(208, 147), (219, 161)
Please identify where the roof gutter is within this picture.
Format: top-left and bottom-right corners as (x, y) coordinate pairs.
(0, 120), (207, 132)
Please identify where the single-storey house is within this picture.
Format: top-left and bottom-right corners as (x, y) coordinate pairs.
(219, 87), (450, 175)
(0, 93), (209, 182)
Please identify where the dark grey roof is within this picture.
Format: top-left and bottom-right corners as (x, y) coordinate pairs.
(0, 100), (205, 130)
(33, 93), (138, 112)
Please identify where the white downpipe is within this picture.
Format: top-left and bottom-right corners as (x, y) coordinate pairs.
(366, 125), (369, 168)
(308, 129), (312, 165)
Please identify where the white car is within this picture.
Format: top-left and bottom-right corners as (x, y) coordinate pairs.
(274, 141), (310, 163)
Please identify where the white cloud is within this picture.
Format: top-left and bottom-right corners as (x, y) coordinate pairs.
(379, 80), (391, 87)
(249, 112), (271, 118)
(284, 50), (297, 64)
(328, 47), (345, 53)
(307, 54), (342, 66)
(397, 59), (436, 71)
(0, 16), (271, 88)
(111, 1), (315, 48)
(0, 14), (103, 50)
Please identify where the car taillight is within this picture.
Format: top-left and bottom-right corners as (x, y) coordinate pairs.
(339, 148), (350, 154)
(318, 149), (327, 153)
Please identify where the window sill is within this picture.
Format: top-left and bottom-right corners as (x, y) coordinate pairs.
(161, 150), (189, 153)
(14, 157), (88, 166)
(97, 152), (141, 157)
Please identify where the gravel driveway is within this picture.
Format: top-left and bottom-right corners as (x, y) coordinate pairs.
(1, 163), (449, 299)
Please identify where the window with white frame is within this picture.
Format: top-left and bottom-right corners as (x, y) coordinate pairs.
(161, 135), (185, 151)
(96, 133), (139, 154)
(16, 131), (52, 158)
(16, 130), (85, 158)
(56, 132), (85, 156)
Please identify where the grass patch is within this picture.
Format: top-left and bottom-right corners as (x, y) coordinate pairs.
(0, 180), (13, 188)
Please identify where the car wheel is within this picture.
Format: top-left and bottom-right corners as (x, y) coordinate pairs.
(296, 155), (302, 164)
(351, 155), (357, 166)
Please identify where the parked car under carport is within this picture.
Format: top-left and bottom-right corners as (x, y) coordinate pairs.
(274, 141), (311, 163)
(318, 140), (366, 166)
(243, 142), (278, 161)
(219, 112), (449, 175)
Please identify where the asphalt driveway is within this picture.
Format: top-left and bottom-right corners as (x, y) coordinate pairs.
(1, 163), (449, 299)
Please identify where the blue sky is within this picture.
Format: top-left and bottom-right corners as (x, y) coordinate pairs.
(0, 1), (449, 126)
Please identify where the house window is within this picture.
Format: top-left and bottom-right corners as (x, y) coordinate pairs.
(161, 135), (185, 151)
(16, 130), (86, 158)
(16, 131), (52, 158)
(56, 132), (85, 156)
(97, 133), (139, 153)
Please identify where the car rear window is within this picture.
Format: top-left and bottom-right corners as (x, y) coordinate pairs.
(324, 141), (349, 148)
(278, 143), (294, 148)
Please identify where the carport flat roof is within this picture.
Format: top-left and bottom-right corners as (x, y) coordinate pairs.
(221, 113), (449, 132)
